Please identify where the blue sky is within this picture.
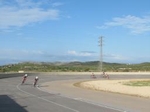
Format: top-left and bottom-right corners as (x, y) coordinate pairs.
(0, 0), (150, 65)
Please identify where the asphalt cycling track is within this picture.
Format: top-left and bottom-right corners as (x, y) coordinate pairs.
(0, 73), (150, 112)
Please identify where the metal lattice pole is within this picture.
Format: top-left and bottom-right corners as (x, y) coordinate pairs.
(99, 36), (103, 72)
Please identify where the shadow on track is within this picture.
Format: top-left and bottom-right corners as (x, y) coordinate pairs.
(0, 95), (28, 112)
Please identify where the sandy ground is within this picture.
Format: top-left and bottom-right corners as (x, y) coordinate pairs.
(79, 79), (150, 98)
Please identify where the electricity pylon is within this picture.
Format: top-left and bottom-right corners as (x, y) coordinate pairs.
(99, 36), (103, 72)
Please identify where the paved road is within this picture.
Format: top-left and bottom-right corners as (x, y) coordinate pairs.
(0, 73), (150, 112)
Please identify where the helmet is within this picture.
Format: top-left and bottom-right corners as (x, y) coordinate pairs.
(25, 74), (28, 77)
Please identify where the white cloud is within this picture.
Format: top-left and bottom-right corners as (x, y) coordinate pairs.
(0, 0), (60, 30)
(105, 54), (128, 60)
(67, 50), (95, 57)
(52, 2), (64, 7)
(0, 49), (47, 65)
(98, 15), (150, 34)
(15, 0), (42, 8)
(0, 49), (149, 65)
(0, 49), (45, 59)
(0, 49), (97, 65)
(103, 53), (146, 63)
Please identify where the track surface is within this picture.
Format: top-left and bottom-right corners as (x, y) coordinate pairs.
(0, 74), (150, 112)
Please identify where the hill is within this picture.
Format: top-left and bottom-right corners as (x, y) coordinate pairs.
(0, 61), (150, 72)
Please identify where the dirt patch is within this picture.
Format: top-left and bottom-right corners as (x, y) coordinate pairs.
(74, 79), (150, 98)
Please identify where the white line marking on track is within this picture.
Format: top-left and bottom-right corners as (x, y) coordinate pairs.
(37, 86), (130, 112)
(17, 84), (79, 112)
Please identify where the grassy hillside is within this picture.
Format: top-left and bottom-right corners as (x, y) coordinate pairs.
(0, 61), (150, 72)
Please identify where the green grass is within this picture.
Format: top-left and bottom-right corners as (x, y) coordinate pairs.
(123, 80), (150, 86)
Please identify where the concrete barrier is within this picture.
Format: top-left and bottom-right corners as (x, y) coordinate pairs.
(0, 73), (27, 79)
(0, 72), (150, 79)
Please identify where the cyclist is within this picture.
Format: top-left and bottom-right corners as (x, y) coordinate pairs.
(34, 76), (39, 87)
(22, 74), (28, 84)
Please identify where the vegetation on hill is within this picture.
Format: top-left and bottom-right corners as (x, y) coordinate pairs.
(0, 61), (150, 72)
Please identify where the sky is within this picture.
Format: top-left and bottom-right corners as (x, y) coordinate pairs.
(0, 0), (150, 65)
